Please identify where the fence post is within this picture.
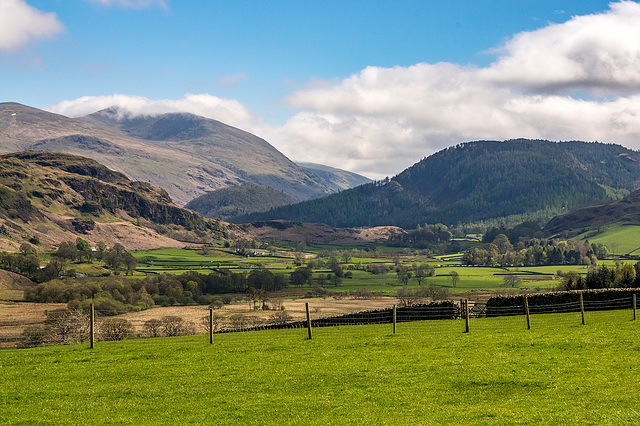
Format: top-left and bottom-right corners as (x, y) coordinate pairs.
(209, 309), (214, 344)
(305, 302), (312, 340)
(524, 295), (531, 330)
(633, 294), (637, 321)
(90, 303), (95, 349)
(464, 299), (470, 333)
(392, 304), (397, 335)
(580, 292), (585, 325)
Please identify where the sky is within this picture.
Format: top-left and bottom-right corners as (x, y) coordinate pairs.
(2, 1), (640, 179)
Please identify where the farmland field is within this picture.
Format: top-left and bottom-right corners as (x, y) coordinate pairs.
(578, 223), (640, 255)
(2, 310), (639, 424)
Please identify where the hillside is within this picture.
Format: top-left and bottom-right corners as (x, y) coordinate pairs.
(185, 184), (298, 219)
(234, 139), (640, 228)
(543, 189), (640, 235)
(297, 162), (371, 193)
(0, 103), (340, 205)
(0, 151), (225, 251)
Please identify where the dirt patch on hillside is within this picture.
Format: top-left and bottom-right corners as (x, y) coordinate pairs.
(86, 222), (188, 251)
(240, 221), (405, 245)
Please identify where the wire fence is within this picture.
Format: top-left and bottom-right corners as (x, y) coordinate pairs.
(1, 294), (637, 349)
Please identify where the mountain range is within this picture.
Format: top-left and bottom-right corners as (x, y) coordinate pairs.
(0, 103), (369, 206)
(234, 139), (640, 229)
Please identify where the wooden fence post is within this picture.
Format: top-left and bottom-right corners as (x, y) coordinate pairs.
(524, 295), (531, 330)
(393, 304), (397, 335)
(580, 292), (585, 325)
(633, 294), (637, 321)
(90, 303), (95, 349)
(209, 309), (214, 344)
(305, 302), (312, 340)
(464, 299), (470, 333)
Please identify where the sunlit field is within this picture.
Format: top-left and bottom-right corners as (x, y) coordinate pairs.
(2, 310), (639, 425)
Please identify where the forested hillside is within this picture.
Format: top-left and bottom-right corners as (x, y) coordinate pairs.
(234, 140), (640, 228)
(185, 184), (298, 219)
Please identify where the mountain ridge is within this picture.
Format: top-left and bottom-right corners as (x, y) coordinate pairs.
(0, 103), (365, 206)
(233, 139), (640, 228)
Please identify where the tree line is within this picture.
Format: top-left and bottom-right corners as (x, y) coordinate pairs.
(462, 233), (608, 267)
(559, 263), (640, 291)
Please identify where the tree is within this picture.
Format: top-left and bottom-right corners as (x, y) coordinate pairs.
(76, 238), (92, 261)
(412, 263), (432, 285)
(502, 274), (522, 288)
(201, 313), (223, 333)
(328, 257), (343, 277)
(104, 250), (122, 270)
(397, 286), (414, 307)
(56, 241), (78, 261)
(269, 310), (292, 325)
(449, 270), (459, 288)
(19, 242), (36, 256)
(161, 316), (188, 336)
(100, 318), (134, 341)
(122, 252), (138, 275)
(492, 234), (513, 255)
(290, 267), (312, 287)
(44, 310), (89, 344)
(355, 287), (373, 299)
(143, 318), (163, 337)
(397, 266), (412, 285)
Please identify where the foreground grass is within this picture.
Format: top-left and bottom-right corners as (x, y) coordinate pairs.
(3, 311), (639, 425)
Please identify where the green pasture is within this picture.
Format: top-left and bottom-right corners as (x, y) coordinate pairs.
(129, 247), (572, 294)
(2, 310), (639, 424)
(578, 222), (640, 255)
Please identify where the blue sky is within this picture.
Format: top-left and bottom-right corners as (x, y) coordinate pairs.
(2, 1), (640, 179)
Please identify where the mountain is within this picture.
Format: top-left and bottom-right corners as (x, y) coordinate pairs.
(0, 102), (338, 205)
(233, 139), (640, 229)
(297, 162), (371, 193)
(184, 184), (298, 219)
(543, 189), (640, 235)
(0, 151), (224, 251)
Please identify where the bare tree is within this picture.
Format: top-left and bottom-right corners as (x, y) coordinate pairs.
(100, 318), (134, 341)
(161, 316), (186, 337)
(449, 270), (460, 288)
(144, 318), (163, 337)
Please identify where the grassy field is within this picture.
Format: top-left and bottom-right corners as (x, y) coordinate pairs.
(578, 222), (640, 255)
(2, 310), (639, 425)
(129, 247), (569, 295)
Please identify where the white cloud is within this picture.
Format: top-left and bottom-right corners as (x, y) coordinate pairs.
(46, 93), (261, 128)
(262, 1), (640, 179)
(484, 1), (640, 93)
(43, 2), (640, 181)
(0, 0), (64, 51)
(86, 0), (167, 9)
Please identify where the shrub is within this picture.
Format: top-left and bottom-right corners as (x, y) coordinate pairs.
(99, 318), (134, 341)
(18, 325), (48, 348)
(144, 318), (163, 337)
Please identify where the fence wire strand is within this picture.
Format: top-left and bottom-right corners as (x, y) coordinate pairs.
(2, 296), (637, 349)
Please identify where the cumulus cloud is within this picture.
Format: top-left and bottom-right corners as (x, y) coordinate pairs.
(86, 0), (168, 9)
(43, 2), (640, 180)
(47, 93), (261, 127)
(0, 0), (64, 51)
(484, 1), (640, 93)
(264, 1), (640, 179)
